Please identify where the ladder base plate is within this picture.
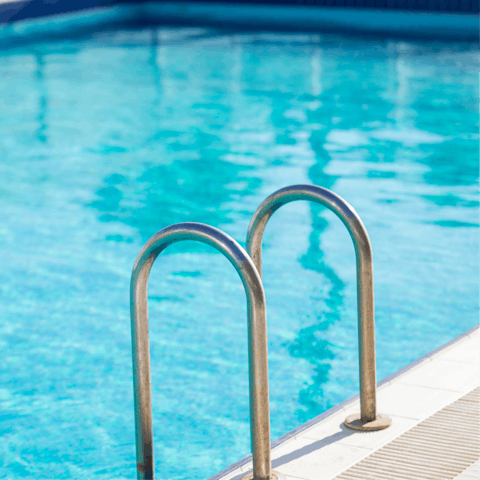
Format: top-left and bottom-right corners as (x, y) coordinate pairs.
(240, 469), (287, 480)
(344, 413), (392, 431)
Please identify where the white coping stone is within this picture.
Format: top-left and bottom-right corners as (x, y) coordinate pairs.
(213, 326), (479, 480)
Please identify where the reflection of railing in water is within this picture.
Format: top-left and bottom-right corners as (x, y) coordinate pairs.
(247, 184), (391, 431)
(294, 151), (344, 420)
(291, 251), (345, 420)
(34, 52), (47, 144)
(130, 222), (285, 480)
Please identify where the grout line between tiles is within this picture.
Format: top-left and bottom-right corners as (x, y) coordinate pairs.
(395, 382), (465, 393)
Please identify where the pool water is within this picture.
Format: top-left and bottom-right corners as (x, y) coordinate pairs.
(0, 16), (478, 480)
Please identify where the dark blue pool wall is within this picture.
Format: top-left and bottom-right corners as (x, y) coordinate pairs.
(114, 0), (478, 11)
(0, 0), (477, 26)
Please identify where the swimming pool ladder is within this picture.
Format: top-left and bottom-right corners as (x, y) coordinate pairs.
(130, 222), (286, 480)
(247, 184), (391, 431)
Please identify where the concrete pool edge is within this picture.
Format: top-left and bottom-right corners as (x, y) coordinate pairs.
(208, 323), (480, 480)
(0, 1), (478, 44)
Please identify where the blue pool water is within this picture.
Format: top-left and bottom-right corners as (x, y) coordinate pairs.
(0, 14), (478, 479)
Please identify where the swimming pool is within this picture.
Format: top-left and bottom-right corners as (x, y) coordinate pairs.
(0, 13), (478, 480)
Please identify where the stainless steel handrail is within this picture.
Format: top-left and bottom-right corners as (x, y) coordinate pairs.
(246, 185), (391, 431)
(130, 222), (285, 480)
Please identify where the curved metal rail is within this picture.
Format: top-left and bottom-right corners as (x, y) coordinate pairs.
(246, 185), (391, 431)
(130, 222), (284, 480)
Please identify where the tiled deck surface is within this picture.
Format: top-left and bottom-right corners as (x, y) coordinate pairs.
(212, 325), (479, 480)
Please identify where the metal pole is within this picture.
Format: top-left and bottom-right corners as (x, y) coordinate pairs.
(130, 222), (283, 480)
(246, 185), (391, 431)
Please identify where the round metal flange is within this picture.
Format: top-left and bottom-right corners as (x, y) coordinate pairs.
(344, 413), (392, 431)
(240, 470), (287, 480)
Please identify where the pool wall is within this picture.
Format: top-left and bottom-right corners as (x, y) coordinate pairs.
(0, 0), (478, 42)
(0, 0), (477, 27)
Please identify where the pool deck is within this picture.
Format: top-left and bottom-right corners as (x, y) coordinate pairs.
(211, 325), (479, 480)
